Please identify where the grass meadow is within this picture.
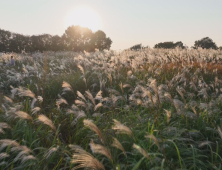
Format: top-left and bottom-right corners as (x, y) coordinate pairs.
(0, 48), (222, 170)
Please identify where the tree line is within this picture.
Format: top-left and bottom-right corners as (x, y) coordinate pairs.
(0, 25), (112, 53)
(130, 37), (221, 50)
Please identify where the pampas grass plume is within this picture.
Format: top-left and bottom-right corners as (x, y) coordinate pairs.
(37, 114), (56, 131)
(83, 119), (104, 143)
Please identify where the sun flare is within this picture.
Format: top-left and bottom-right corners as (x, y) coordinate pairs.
(65, 7), (101, 31)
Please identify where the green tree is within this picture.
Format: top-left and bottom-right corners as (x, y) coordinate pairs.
(90, 30), (112, 51)
(194, 37), (218, 50)
(0, 26), (113, 52)
(0, 29), (11, 52)
(50, 35), (64, 51)
(62, 25), (93, 51)
(9, 33), (25, 52)
(0, 29), (32, 53)
(130, 44), (142, 50)
(174, 41), (185, 48)
(154, 41), (185, 49)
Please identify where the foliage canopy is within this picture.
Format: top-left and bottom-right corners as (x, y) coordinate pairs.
(194, 37), (218, 50)
(154, 41), (185, 49)
(0, 26), (112, 53)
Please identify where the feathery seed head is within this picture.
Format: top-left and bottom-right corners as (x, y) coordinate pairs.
(71, 145), (105, 170)
(0, 153), (9, 160)
(15, 111), (33, 121)
(133, 143), (149, 159)
(56, 98), (68, 108)
(94, 103), (103, 111)
(112, 119), (133, 138)
(77, 91), (86, 102)
(37, 114), (56, 131)
(89, 140), (112, 161)
(111, 137), (126, 157)
(62, 81), (73, 93)
(31, 107), (41, 115)
(83, 119), (104, 143)
(3, 96), (13, 104)
(18, 87), (35, 98)
(85, 90), (95, 105)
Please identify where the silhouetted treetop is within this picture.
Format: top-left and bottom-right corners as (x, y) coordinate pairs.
(194, 37), (218, 50)
(90, 30), (112, 51)
(129, 44), (148, 50)
(154, 41), (185, 49)
(130, 44), (142, 50)
(62, 25), (93, 51)
(0, 26), (112, 53)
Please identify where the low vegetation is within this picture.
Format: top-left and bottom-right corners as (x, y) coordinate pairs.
(0, 48), (222, 169)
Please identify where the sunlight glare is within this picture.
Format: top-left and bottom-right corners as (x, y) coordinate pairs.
(65, 7), (101, 31)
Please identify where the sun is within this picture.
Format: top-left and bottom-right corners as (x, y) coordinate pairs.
(65, 7), (101, 32)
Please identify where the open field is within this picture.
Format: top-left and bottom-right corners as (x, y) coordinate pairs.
(0, 48), (222, 169)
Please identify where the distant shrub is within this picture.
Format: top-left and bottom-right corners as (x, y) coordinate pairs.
(194, 37), (218, 50)
(130, 44), (142, 50)
(130, 44), (148, 51)
(154, 41), (185, 49)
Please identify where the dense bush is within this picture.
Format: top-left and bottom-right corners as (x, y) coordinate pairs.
(194, 37), (218, 50)
(154, 41), (185, 49)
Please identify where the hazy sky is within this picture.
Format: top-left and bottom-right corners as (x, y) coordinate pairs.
(0, 0), (221, 50)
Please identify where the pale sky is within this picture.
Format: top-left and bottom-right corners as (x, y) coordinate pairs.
(0, 0), (221, 50)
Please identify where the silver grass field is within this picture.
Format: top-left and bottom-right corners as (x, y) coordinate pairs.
(0, 48), (222, 169)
